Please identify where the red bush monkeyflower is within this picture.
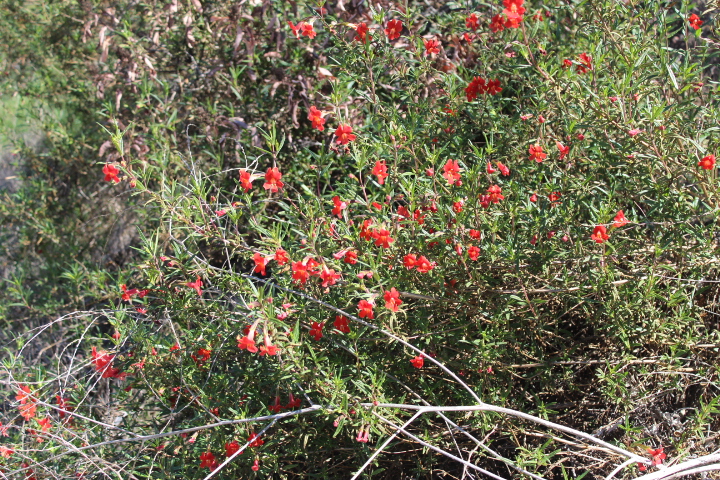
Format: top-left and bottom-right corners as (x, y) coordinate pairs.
(556, 141), (570, 160)
(384, 288), (402, 312)
(489, 14), (505, 32)
(225, 441), (241, 457)
(415, 255), (435, 273)
(253, 252), (269, 276)
(385, 19), (403, 40)
(331, 195), (347, 217)
(372, 160), (389, 184)
(358, 299), (375, 319)
(274, 247), (289, 266)
(263, 167), (284, 193)
(548, 192), (562, 204)
(442, 159), (462, 186)
(453, 201), (464, 213)
(237, 335), (258, 353)
(239, 169), (254, 192)
(612, 210), (628, 228)
(192, 348), (211, 363)
(199, 451), (218, 470)
(688, 14), (703, 30)
(591, 225), (610, 243)
(486, 161), (497, 174)
(353, 22), (370, 43)
(486, 79), (502, 95)
(308, 106), (326, 131)
(319, 267), (341, 288)
(103, 164), (120, 183)
(529, 144), (546, 162)
(465, 77), (487, 101)
(466, 13), (480, 30)
(576, 53), (592, 73)
(530, 193), (538, 203)
(699, 154), (716, 170)
(359, 219), (373, 241)
(371, 228), (394, 248)
(497, 161), (510, 176)
(503, 0), (526, 28)
(91, 346), (125, 378)
(334, 125), (356, 145)
(186, 276), (203, 296)
(468, 245), (481, 260)
(291, 260), (312, 284)
(486, 185), (505, 204)
(403, 253), (417, 269)
(268, 396), (283, 413)
(286, 392), (301, 409)
(423, 38), (441, 56)
(300, 22), (316, 38)
(469, 229), (481, 239)
(410, 355), (424, 369)
(562, 58), (572, 68)
(288, 21), (304, 38)
(344, 251), (358, 264)
(334, 315), (350, 333)
(248, 432), (264, 447)
(309, 321), (325, 340)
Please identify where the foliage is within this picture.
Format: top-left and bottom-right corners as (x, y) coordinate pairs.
(1, 0), (719, 478)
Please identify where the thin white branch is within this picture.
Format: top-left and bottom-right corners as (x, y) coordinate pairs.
(635, 454), (720, 480)
(351, 411), (423, 480)
(373, 412), (510, 480)
(604, 458), (637, 480)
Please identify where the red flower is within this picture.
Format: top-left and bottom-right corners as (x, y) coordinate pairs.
(225, 441), (241, 457)
(486, 79), (502, 95)
(237, 335), (258, 353)
(372, 160), (389, 185)
(300, 22), (316, 39)
(344, 251), (358, 264)
(334, 125), (356, 145)
(248, 432), (265, 447)
(264, 167), (284, 193)
(331, 195), (347, 217)
(103, 164), (120, 183)
(403, 254), (417, 269)
(529, 193), (538, 203)
(486, 185), (504, 204)
(453, 201), (464, 213)
(497, 162), (510, 176)
(699, 154), (716, 170)
(371, 228), (394, 248)
(288, 21), (304, 38)
(548, 192), (562, 204)
(413, 209), (426, 225)
(556, 141), (570, 160)
(688, 14), (703, 30)
(268, 395), (284, 413)
(465, 77), (487, 101)
(334, 315), (350, 333)
(274, 248), (289, 266)
(16, 385), (32, 404)
(468, 245), (481, 260)
(503, 0), (526, 28)
(529, 144), (546, 162)
(253, 252), (268, 276)
(628, 128), (643, 137)
(466, 13), (480, 30)
(591, 225), (610, 243)
(286, 392), (301, 409)
(291, 260), (312, 284)
(442, 159), (462, 186)
(469, 229), (481, 239)
(415, 255), (435, 273)
(259, 340), (279, 356)
(309, 321), (325, 340)
(385, 19), (403, 40)
(576, 53), (592, 73)
(91, 346), (124, 378)
(359, 219), (373, 241)
(308, 106), (326, 131)
(192, 348), (212, 363)
(490, 14), (505, 32)
(384, 288), (403, 312)
(612, 210), (628, 228)
(410, 355), (424, 369)
(423, 38), (441, 56)
(186, 276), (203, 296)
(319, 268), (341, 287)
(562, 58), (572, 68)
(239, 169), (254, 192)
(358, 299), (375, 319)
(354, 22), (371, 43)
(199, 451), (217, 470)
(486, 161), (497, 174)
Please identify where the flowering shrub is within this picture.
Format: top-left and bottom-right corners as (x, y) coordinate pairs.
(1, 0), (720, 479)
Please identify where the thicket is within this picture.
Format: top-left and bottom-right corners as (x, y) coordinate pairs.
(0, 0), (719, 478)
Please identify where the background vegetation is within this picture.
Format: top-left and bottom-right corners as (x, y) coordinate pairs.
(0, 0), (719, 478)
